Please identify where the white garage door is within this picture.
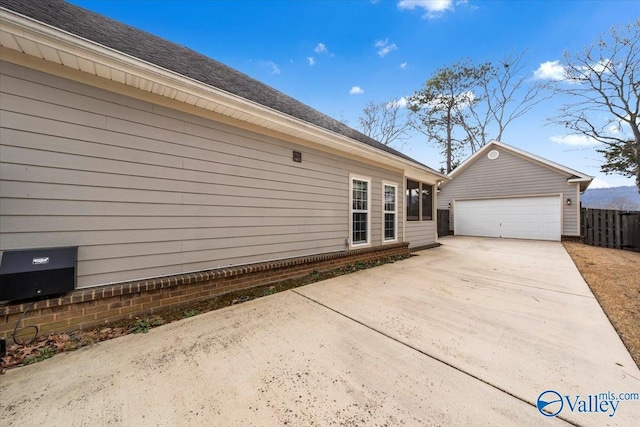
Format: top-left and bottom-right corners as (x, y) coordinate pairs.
(454, 196), (561, 241)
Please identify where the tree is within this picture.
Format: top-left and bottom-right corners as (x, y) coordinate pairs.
(357, 99), (414, 147)
(550, 19), (640, 193)
(597, 139), (639, 181)
(470, 50), (549, 150)
(409, 59), (489, 173)
(335, 111), (350, 126)
(409, 53), (546, 173)
(607, 195), (638, 211)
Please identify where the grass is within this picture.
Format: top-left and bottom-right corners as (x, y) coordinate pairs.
(23, 347), (56, 365)
(130, 316), (165, 334)
(563, 242), (640, 368)
(1, 254), (409, 371)
(182, 309), (201, 318)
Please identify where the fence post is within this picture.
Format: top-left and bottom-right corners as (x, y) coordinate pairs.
(614, 210), (621, 249)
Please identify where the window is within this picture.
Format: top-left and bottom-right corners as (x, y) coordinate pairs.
(406, 179), (434, 221)
(383, 183), (397, 242)
(422, 184), (433, 220)
(350, 176), (370, 246)
(406, 179), (420, 221)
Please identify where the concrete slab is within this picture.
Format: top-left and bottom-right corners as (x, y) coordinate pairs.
(297, 236), (640, 426)
(0, 291), (559, 426)
(1, 236), (638, 426)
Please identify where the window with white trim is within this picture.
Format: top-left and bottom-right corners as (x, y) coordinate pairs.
(350, 177), (370, 246)
(383, 183), (397, 242)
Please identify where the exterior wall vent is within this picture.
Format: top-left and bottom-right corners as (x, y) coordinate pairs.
(487, 150), (500, 160)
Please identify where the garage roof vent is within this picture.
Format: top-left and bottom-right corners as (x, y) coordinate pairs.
(487, 150), (500, 160)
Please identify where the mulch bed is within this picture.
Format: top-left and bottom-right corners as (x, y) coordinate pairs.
(563, 242), (640, 368)
(1, 255), (409, 372)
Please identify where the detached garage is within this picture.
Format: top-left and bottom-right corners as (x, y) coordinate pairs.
(439, 141), (593, 241)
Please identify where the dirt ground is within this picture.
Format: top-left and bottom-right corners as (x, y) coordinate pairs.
(563, 242), (640, 368)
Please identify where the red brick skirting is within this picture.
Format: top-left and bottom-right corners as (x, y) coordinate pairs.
(409, 242), (441, 252)
(1, 243), (409, 339)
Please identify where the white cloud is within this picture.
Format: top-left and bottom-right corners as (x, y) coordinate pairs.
(398, 0), (453, 18)
(534, 59), (614, 83)
(399, 62), (408, 70)
(533, 60), (566, 81)
(260, 60), (280, 75)
(374, 39), (398, 57)
(307, 57), (315, 66)
(387, 97), (410, 108)
(349, 86), (364, 95)
(314, 43), (334, 56)
(589, 177), (611, 189)
(549, 134), (601, 146)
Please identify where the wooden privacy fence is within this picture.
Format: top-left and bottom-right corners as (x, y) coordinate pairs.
(581, 208), (640, 252)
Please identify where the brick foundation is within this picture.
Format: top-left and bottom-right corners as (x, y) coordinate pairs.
(409, 243), (441, 252)
(561, 235), (583, 242)
(1, 243), (409, 339)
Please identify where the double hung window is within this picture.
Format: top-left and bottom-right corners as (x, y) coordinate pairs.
(383, 183), (397, 242)
(350, 177), (370, 246)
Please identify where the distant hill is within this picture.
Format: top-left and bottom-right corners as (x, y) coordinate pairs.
(581, 186), (640, 210)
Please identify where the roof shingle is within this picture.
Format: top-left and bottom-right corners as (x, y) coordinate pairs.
(1, 0), (437, 172)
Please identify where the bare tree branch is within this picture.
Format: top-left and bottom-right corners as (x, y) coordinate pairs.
(409, 52), (547, 173)
(357, 99), (414, 148)
(548, 19), (640, 192)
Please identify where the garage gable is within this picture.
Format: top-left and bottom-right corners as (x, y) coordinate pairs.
(444, 146), (573, 198)
(438, 141), (593, 238)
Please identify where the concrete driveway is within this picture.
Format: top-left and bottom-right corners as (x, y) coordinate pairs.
(1, 237), (639, 426)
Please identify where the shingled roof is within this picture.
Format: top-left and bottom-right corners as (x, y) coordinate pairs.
(1, 0), (438, 172)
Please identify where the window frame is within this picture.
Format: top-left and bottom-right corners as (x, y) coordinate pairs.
(382, 182), (398, 243)
(421, 183), (433, 221)
(406, 179), (420, 222)
(349, 174), (371, 248)
(406, 179), (435, 223)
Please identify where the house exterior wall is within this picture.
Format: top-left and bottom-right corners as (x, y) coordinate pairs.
(0, 61), (409, 289)
(0, 243), (409, 338)
(405, 221), (437, 248)
(437, 147), (581, 236)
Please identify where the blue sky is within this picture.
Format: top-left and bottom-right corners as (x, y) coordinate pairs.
(68, 0), (639, 188)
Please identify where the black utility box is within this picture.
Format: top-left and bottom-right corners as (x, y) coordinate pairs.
(0, 246), (77, 302)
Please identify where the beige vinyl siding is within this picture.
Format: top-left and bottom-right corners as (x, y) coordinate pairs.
(437, 148), (580, 236)
(405, 221), (437, 248)
(0, 61), (403, 288)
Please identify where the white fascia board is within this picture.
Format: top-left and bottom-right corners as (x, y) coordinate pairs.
(1, 8), (446, 181)
(447, 143), (495, 179)
(405, 169), (447, 185)
(568, 177), (594, 192)
(492, 141), (593, 179)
